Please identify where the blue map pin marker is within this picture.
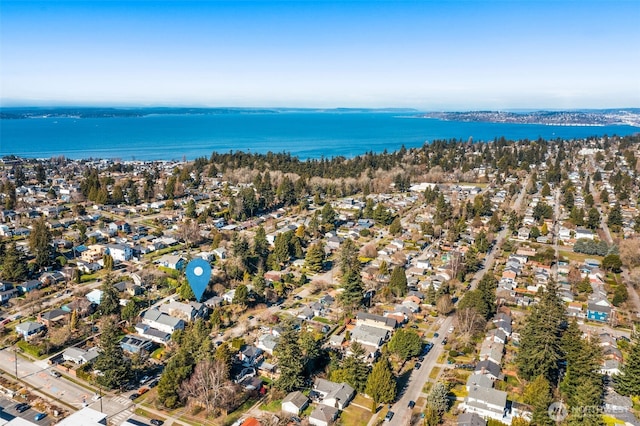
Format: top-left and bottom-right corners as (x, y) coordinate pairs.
(185, 258), (211, 302)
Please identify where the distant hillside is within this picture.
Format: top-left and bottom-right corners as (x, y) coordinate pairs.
(0, 107), (418, 119)
(422, 109), (640, 127)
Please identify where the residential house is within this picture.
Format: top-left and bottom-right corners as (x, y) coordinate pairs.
(239, 345), (264, 367)
(158, 300), (205, 322)
(119, 335), (154, 354)
(313, 378), (355, 410)
(355, 312), (397, 331)
(38, 309), (69, 327)
(462, 386), (509, 423)
(15, 321), (45, 341)
(157, 254), (186, 270)
(466, 373), (494, 391)
(141, 309), (185, 334)
(104, 244), (133, 262)
(474, 360), (501, 381)
(457, 412), (487, 426)
(86, 289), (103, 305)
(350, 324), (389, 348)
(309, 405), (339, 426)
(135, 323), (172, 344)
(18, 280), (41, 294)
(257, 333), (278, 355)
(575, 228), (595, 240)
(479, 341), (504, 365)
(587, 301), (612, 323)
(600, 359), (621, 376)
(62, 347), (101, 365)
(281, 391), (310, 415)
(567, 302), (584, 317)
(212, 247), (227, 260)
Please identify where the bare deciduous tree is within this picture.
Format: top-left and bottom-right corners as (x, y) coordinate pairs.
(454, 307), (486, 345)
(619, 238), (640, 269)
(179, 359), (236, 415)
(436, 294), (454, 315)
(177, 219), (202, 249)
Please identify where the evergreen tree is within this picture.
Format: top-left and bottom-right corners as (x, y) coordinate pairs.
(560, 320), (603, 409)
(426, 283), (437, 305)
(475, 230), (490, 253)
(522, 375), (554, 426)
(587, 207), (600, 229)
(389, 217), (403, 235)
(330, 342), (370, 392)
(29, 217), (53, 270)
(339, 238), (360, 276)
(517, 283), (565, 383)
(389, 266), (408, 297)
(98, 277), (121, 316)
(365, 358), (396, 411)
(232, 284), (249, 306)
(339, 269), (364, 313)
(387, 329), (422, 360)
(425, 382), (449, 417)
(93, 319), (132, 389)
(1, 242), (27, 282)
(321, 202), (337, 227)
(305, 242), (325, 272)
(615, 334), (640, 397)
(476, 274), (497, 319)
(607, 203), (623, 231)
(274, 321), (305, 392)
(252, 226), (270, 268)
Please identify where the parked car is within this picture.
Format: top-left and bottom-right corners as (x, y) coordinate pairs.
(415, 362), (422, 369)
(384, 411), (394, 422)
(16, 403), (30, 413)
(139, 375), (150, 384)
(408, 400), (416, 409)
(441, 337), (448, 345)
(34, 413), (47, 421)
(433, 332), (439, 338)
(150, 420), (164, 426)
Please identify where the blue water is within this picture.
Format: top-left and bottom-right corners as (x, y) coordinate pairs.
(1, 112), (638, 161)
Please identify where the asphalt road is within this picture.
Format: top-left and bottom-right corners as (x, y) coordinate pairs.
(0, 348), (137, 424)
(387, 316), (454, 426)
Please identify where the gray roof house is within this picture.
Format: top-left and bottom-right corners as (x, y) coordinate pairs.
(15, 321), (45, 340)
(142, 309), (185, 334)
(282, 391), (309, 415)
(350, 324), (389, 348)
(62, 347), (101, 365)
(462, 386), (509, 423)
(475, 360), (501, 381)
(466, 373), (494, 391)
(457, 412), (487, 426)
(313, 378), (355, 410)
(309, 404), (339, 426)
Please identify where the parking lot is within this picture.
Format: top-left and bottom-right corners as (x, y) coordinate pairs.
(0, 394), (54, 426)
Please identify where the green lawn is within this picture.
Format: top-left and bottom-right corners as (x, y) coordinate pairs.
(260, 399), (282, 413)
(341, 403), (372, 426)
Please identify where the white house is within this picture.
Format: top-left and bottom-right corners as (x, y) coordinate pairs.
(313, 379), (355, 410)
(281, 391), (309, 415)
(462, 386), (509, 423)
(141, 309), (185, 334)
(309, 404), (339, 426)
(104, 243), (133, 262)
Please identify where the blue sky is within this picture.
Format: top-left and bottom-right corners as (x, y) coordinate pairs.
(1, 0), (639, 109)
